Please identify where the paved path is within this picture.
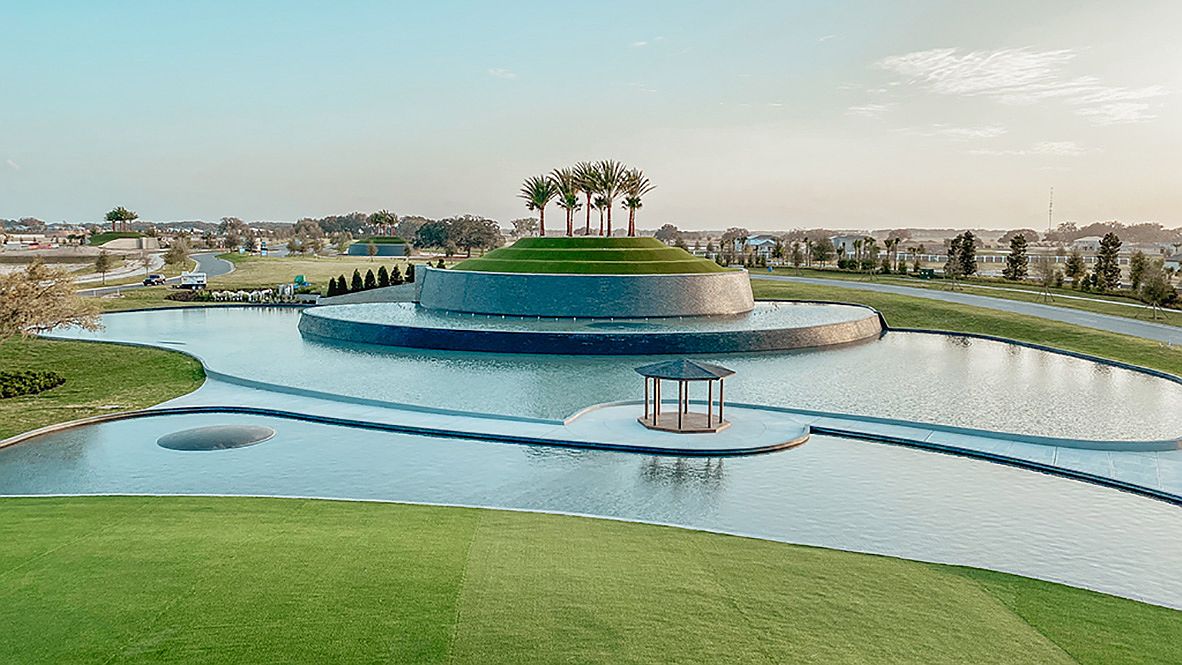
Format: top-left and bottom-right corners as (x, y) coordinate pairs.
(78, 253), (234, 297)
(754, 274), (1182, 345)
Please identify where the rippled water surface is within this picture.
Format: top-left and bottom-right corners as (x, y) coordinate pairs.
(51, 307), (1182, 439)
(309, 301), (874, 332)
(2, 413), (1179, 608)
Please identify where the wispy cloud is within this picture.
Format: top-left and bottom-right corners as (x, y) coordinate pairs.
(969, 141), (1087, 157)
(486, 68), (516, 80)
(1074, 102), (1157, 125)
(631, 36), (664, 48)
(904, 124), (1008, 140)
(874, 47), (1168, 125)
(817, 34), (836, 43)
(5, 159), (18, 171)
(846, 103), (894, 119)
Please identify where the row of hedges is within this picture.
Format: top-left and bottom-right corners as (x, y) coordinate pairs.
(0, 370), (66, 398)
(326, 263), (417, 296)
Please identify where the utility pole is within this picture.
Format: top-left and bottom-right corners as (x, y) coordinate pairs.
(1048, 186), (1054, 235)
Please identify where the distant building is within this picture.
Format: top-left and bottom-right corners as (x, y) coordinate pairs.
(829, 234), (866, 258)
(1071, 236), (1104, 252)
(744, 236), (778, 258)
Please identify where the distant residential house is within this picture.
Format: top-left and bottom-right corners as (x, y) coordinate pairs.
(829, 234), (866, 258)
(744, 236), (778, 258)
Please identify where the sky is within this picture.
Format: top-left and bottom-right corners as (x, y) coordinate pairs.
(2, 0), (1180, 230)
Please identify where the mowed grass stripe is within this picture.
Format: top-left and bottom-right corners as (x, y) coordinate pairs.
(2, 497), (1165, 663)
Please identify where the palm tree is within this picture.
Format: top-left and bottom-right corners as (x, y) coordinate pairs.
(594, 160), (627, 236)
(620, 168), (655, 237)
(573, 161), (600, 236)
(519, 175), (558, 236)
(593, 196), (609, 235)
(550, 168), (582, 237)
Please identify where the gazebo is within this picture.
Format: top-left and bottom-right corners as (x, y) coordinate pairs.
(635, 359), (734, 433)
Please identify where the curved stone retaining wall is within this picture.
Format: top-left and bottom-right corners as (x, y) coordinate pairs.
(297, 308), (882, 355)
(346, 243), (407, 256)
(415, 267), (755, 317)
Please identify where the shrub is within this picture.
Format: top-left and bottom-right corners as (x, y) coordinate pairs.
(390, 265), (403, 284)
(350, 269), (363, 292)
(364, 269), (377, 290)
(435, 259), (445, 269)
(0, 370), (66, 398)
(326, 277), (340, 297)
(337, 274), (348, 293)
(405, 263), (416, 283)
(377, 266), (390, 287)
(165, 290), (213, 302)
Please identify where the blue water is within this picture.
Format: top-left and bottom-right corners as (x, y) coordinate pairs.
(50, 307), (1182, 439)
(2, 413), (1180, 608)
(308, 301), (874, 332)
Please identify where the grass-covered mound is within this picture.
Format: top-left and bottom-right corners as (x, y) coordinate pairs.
(88, 231), (144, 246)
(455, 237), (728, 274)
(0, 496), (1175, 664)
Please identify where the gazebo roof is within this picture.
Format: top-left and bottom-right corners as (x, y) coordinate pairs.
(634, 359), (735, 381)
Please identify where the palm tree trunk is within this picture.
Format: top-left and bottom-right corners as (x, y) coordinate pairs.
(539, 208), (545, 236)
(606, 206), (613, 237)
(566, 209), (573, 237)
(598, 210), (604, 236)
(628, 208), (636, 237)
(584, 195), (592, 235)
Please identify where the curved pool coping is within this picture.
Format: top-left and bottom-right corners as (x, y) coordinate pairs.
(297, 303), (886, 355)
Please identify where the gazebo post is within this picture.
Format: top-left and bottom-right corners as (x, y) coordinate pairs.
(644, 377), (650, 420)
(677, 380), (684, 430)
(653, 379), (660, 426)
(718, 378), (724, 422)
(708, 380), (714, 425)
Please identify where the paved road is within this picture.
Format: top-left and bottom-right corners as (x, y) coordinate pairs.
(753, 274), (1182, 345)
(78, 253), (235, 297)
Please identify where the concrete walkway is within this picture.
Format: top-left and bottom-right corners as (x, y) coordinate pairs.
(753, 274), (1182, 345)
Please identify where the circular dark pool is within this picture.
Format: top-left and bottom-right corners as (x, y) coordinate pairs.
(157, 425), (276, 451)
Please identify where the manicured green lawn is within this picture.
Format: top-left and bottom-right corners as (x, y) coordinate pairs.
(771, 267), (1181, 326)
(0, 496), (1176, 664)
(217, 253), (417, 289)
(752, 279), (1182, 375)
(0, 338), (204, 439)
(456, 237), (727, 274)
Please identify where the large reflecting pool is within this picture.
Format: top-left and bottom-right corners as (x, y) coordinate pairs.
(1, 413), (1179, 608)
(51, 307), (1182, 440)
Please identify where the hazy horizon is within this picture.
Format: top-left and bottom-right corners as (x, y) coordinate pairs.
(2, 1), (1179, 230)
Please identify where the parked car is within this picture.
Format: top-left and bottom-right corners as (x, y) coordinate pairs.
(142, 273), (167, 286)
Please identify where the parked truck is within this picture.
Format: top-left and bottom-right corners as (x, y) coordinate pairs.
(178, 271), (207, 290)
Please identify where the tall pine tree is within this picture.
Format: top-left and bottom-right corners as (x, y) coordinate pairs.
(1002, 233), (1028, 280)
(1095, 232), (1122, 290)
(959, 231), (977, 277)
